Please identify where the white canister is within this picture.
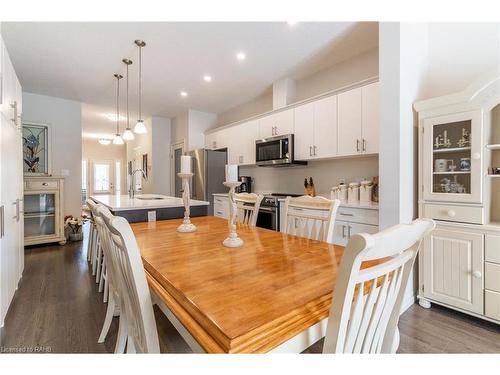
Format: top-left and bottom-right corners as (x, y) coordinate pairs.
(338, 183), (348, 201)
(360, 180), (373, 203)
(331, 186), (340, 200)
(348, 182), (360, 203)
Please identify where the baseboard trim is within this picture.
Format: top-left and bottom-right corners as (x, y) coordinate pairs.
(400, 294), (416, 315)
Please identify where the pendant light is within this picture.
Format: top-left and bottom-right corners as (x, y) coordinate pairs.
(121, 58), (135, 141)
(134, 40), (147, 134)
(112, 73), (124, 145)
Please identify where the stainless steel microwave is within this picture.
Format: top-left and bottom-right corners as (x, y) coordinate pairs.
(255, 134), (307, 167)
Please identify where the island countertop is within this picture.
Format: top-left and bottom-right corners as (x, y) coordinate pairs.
(91, 194), (209, 212)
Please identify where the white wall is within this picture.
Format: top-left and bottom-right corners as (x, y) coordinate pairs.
(188, 110), (217, 150)
(126, 116), (171, 195)
(240, 156), (379, 196)
(82, 140), (127, 195)
(22, 92), (82, 217)
(215, 48), (379, 127)
(151, 116), (172, 195)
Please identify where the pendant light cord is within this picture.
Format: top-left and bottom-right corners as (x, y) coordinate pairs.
(116, 76), (120, 134)
(139, 45), (142, 120)
(126, 63), (130, 128)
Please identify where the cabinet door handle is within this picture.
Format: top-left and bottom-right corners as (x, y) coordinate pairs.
(314, 145), (317, 156)
(347, 225), (352, 238)
(356, 139), (360, 152)
(12, 199), (20, 222)
(339, 212), (354, 217)
(472, 271), (482, 278)
(362, 139), (366, 152)
(309, 146), (312, 156)
(239, 155), (244, 164)
(342, 225), (346, 238)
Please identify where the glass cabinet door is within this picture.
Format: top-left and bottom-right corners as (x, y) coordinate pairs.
(423, 111), (482, 203)
(24, 192), (58, 238)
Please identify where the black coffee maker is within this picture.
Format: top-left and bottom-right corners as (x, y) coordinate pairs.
(238, 176), (252, 193)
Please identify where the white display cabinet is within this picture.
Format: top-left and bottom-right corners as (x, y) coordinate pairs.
(415, 74), (500, 325)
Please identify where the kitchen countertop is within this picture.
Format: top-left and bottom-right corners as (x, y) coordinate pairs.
(91, 194), (209, 212)
(212, 193), (379, 210)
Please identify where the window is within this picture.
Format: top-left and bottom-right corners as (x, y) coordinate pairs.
(115, 160), (121, 193)
(93, 162), (111, 193)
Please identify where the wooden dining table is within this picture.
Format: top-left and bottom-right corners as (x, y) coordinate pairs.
(131, 216), (351, 353)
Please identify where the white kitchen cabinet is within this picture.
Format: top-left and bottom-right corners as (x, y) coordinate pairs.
(422, 228), (484, 315)
(0, 34), (24, 328)
(259, 108), (294, 138)
(332, 207), (379, 246)
(361, 82), (379, 154)
(337, 83), (380, 157)
(213, 194), (229, 219)
(227, 120), (259, 165)
(205, 132), (218, 150)
(337, 87), (362, 156)
(293, 102), (314, 160)
(313, 96), (337, 159)
(294, 96), (337, 161)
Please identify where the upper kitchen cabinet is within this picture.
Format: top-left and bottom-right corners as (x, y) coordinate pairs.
(361, 82), (379, 154)
(294, 95), (337, 160)
(337, 82), (379, 156)
(258, 108), (294, 138)
(227, 120), (259, 165)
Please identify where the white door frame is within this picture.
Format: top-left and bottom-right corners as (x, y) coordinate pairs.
(90, 159), (115, 195)
(170, 140), (186, 197)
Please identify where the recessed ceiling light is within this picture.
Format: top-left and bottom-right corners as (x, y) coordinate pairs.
(236, 52), (246, 61)
(203, 75), (212, 82)
(180, 91), (188, 97)
(103, 113), (126, 122)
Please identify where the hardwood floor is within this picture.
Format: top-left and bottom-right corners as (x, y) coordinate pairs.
(1, 226), (499, 353)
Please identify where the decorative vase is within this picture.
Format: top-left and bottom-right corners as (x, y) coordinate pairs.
(69, 232), (83, 241)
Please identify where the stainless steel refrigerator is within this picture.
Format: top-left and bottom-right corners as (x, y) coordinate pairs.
(189, 148), (228, 215)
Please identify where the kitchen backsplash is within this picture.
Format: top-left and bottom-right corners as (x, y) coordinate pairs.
(239, 155), (379, 196)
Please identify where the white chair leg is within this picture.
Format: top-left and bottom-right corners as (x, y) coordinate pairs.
(92, 236), (99, 276)
(99, 259), (106, 292)
(126, 336), (136, 353)
(114, 309), (128, 354)
(98, 293), (116, 343)
(103, 274), (109, 303)
(95, 244), (102, 283)
(87, 224), (93, 262)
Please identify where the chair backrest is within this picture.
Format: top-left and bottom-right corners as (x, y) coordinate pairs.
(282, 195), (340, 244)
(94, 205), (120, 295)
(234, 193), (264, 226)
(101, 210), (160, 353)
(86, 198), (98, 221)
(323, 218), (435, 354)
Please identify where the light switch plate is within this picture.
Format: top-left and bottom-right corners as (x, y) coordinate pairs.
(147, 211), (156, 222)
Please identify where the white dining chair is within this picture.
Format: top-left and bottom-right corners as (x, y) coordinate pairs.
(86, 199), (107, 298)
(322, 218), (435, 354)
(85, 198), (97, 264)
(282, 195), (340, 244)
(102, 209), (160, 353)
(94, 205), (125, 350)
(234, 193), (264, 227)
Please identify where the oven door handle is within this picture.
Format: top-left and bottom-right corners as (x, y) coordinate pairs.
(258, 207), (277, 213)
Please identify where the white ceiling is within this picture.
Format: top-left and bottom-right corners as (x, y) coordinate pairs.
(1, 22), (378, 139)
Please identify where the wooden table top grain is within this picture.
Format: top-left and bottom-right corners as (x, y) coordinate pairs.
(131, 216), (346, 353)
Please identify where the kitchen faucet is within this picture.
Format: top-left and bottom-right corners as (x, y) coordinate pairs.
(129, 168), (147, 198)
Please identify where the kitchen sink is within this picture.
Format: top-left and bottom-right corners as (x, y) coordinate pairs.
(135, 194), (169, 200)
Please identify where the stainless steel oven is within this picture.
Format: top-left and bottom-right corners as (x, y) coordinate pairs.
(255, 134), (306, 167)
(256, 205), (279, 231)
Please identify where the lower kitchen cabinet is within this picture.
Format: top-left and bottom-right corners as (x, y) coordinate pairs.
(213, 194), (229, 219)
(422, 228), (484, 315)
(333, 219), (378, 246)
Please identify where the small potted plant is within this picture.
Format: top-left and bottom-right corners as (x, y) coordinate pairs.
(64, 214), (87, 241)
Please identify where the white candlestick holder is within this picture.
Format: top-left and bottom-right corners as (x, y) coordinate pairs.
(222, 181), (243, 248)
(177, 173), (197, 233)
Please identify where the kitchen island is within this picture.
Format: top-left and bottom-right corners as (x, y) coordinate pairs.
(91, 194), (209, 223)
